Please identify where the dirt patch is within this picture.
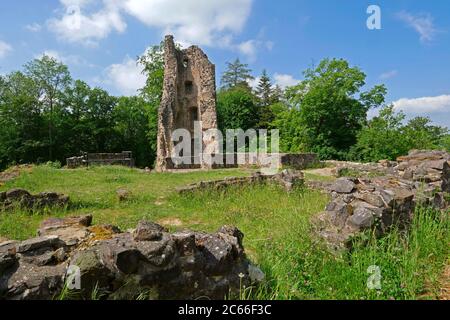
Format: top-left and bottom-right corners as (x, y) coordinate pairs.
(154, 196), (166, 206)
(304, 167), (336, 177)
(0, 165), (33, 186)
(439, 263), (450, 300)
(157, 218), (183, 227)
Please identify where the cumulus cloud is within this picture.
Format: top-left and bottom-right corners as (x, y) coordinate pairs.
(34, 50), (90, 66)
(47, 0), (263, 58)
(397, 11), (438, 43)
(246, 76), (260, 90)
(236, 39), (273, 62)
(122, 0), (253, 47)
(247, 73), (300, 91)
(48, 0), (253, 48)
(104, 56), (146, 96)
(273, 73), (299, 89)
(47, 0), (127, 46)
(25, 23), (42, 32)
(393, 95), (450, 114)
(0, 41), (13, 58)
(379, 70), (398, 80)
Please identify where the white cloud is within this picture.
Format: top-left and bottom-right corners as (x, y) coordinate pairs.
(237, 40), (258, 62)
(47, 0), (258, 56)
(0, 41), (12, 58)
(236, 39), (273, 62)
(47, 0), (126, 46)
(104, 56), (146, 96)
(379, 70), (398, 80)
(248, 73), (300, 91)
(34, 50), (93, 67)
(247, 76), (260, 90)
(397, 11), (438, 43)
(274, 73), (299, 89)
(393, 95), (450, 114)
(122, 0), (253, 47)
(25, 23), (42, 32)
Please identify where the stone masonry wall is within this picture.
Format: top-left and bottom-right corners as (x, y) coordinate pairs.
(156, 35), (218, 172)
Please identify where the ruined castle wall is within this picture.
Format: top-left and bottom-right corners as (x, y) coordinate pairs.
(156, 35), (218, 171)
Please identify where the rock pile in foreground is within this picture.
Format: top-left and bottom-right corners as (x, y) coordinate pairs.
(315, 177), (415, 250)
(0, 215), (260, 300)
(0, 188), (69, 211)
(315, 150), (450, 250)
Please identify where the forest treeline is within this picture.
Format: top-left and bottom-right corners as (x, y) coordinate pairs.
(0, 43), (448, 170)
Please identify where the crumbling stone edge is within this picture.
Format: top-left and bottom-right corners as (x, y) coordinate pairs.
(0, 216), (264, 300)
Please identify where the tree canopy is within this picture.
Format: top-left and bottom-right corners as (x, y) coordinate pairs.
(220, 58), (254, 90)
(284, 58), (388, 159)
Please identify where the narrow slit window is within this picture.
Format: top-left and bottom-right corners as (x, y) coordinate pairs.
(191, 107), (199, 122)
(185, 81), (193, 94)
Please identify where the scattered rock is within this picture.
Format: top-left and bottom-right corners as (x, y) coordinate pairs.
(314, 150), (450, 251)
(133, 220), (166, 242)
(17, 236), (63, 254)
(331, 178), (356, 194)
(116, 189), (131, 202)
(0, 215), (259, 300)
(0, 251), (17, 273)
(0, 188), (69, 211)
(38, 214), (93, 247)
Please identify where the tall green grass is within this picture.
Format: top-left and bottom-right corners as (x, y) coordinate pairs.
(0, 165), (448, 300)
(246, 206), (449, 300)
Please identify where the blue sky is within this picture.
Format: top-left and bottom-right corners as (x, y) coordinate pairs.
(0, 0), (449, 127)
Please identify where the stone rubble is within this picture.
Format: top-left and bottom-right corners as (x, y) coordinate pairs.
(0, 215), (261, 300)
(314, 150), (450, 250)
(0, 188), (69, 211)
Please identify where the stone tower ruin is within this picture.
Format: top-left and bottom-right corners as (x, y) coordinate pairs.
(156, 35), (218, 171)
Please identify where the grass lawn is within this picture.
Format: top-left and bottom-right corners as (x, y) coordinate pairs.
(0, 165), (448, 300)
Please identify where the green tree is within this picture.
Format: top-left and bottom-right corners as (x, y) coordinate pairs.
(271, 105), (307, 152)
(349, 105), (408, 162)
(255, 70), (273, 106)
(255, 70), (280, 128)
(138, 43), (165, 165)
(350, 106), (449, 162)
(138, 43), (165, 106)
(403, 117), (448, 150)
(62, 80), (98, 156)
(85, 87), (118, 152)
(217, 87), (259, 131)
(24, 55), (72, 160)
(286, 58), (387, 159)
(220, 58), (254, 89)
(440, 134), (450, 152)
(0, 72), (46, 169)
(113, 96), (154, 167)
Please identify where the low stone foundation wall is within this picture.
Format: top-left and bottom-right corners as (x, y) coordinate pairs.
(67, 151), (134, 169)
(0, 188), (69, 211)
(165, 153), (318, 170)
(0, 216), (262, 300)
(177, 169), (304, 194)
